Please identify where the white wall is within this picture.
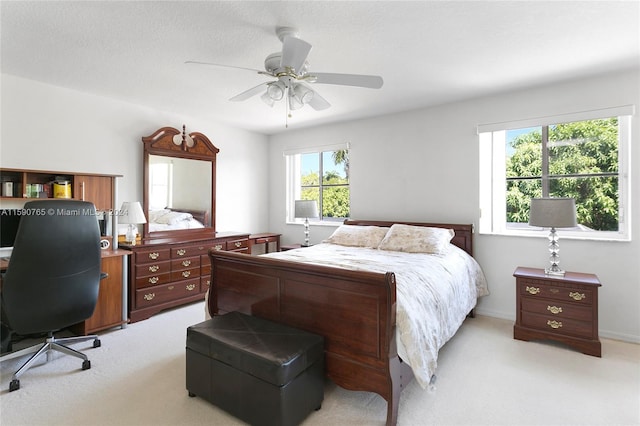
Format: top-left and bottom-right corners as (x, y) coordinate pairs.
(0, 74), (270, 234)
(268, 68), (640, 343)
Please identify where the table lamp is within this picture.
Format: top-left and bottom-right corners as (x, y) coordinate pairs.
(529, 197), (577, 276)
(294, 200), (318, 246)
(120, 201), (147, 245)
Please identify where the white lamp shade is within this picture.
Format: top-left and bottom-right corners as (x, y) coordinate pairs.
(294, 200), (318, 219)
(119, 201), (147, 224)
(529, 198), (577, 228)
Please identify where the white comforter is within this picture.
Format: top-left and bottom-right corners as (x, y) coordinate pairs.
(264, 243), (489, 388)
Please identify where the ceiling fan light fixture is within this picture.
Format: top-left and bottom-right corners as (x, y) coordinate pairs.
(267, 81), (285, 101)
(288, 91), (304, 110)
(293, 83), (314, 104)
(260, 92), (275, 107)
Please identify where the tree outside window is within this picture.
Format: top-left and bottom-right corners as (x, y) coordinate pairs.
(506, 118), (619, 231)
(299, 149), (350, 220)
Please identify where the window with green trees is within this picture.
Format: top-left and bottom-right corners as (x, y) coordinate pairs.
(479, 108), (631, 240)
(287, 148), (350, 222)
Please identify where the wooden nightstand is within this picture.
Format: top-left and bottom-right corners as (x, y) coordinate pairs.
(513, 266), (602, 357)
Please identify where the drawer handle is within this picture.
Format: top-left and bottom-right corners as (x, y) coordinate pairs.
(177, 249), (186, 256)
(168, 285), (175, 290)
(186, 284), (197, 291)
(234, 241), (242, 248)
(148, 252), (159, 260)
(148, 277), (159, 284)
(148, 265), (159, 273)
(182, 271), (191, 278)
(143, 293), (155, 301)
(526, 286), (540, 295)
(550, 288), (560, 294)
(213, 244), (223, 251)
(182, 260), (191, 267)
(547, 320), (562, 329)
(198, 246), (205, 250)
(204, 280), (210, 287)
(547, 305), (563, 315)
(569, 291), (586, 301)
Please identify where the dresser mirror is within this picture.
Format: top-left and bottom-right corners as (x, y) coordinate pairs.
(142, 126), (219, 242)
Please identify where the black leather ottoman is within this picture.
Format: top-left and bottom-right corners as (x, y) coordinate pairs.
(186, 311), (324, 426)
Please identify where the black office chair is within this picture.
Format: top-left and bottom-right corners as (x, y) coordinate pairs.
(0, 200), (103, 391)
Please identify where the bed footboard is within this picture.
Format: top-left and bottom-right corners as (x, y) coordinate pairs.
(208, 250), (403, 425)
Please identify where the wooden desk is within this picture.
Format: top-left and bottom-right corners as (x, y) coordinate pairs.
(1, 249), (130, 335)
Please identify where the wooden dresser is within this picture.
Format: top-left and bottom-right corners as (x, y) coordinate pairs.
(513, 266), (602, 357)
(123, 232), (249, 322)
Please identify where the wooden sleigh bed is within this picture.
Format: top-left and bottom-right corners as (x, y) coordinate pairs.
(206, 220), (482, 425)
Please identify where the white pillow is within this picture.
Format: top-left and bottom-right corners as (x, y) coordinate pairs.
(154, 211), (193, 225)
(148, 209), (170, 223)
(323, 225), (390, 248)
(377, 224), (454, 254)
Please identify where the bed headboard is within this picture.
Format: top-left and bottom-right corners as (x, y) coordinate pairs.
(169, 208), (209, 226)
(343, 219), (474, 257)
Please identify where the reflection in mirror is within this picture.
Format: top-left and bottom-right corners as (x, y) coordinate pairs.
(147, 155), (212, 232)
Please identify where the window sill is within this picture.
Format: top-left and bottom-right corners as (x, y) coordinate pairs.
(478, 228), (631, 242)
(286, 220), (343, 228)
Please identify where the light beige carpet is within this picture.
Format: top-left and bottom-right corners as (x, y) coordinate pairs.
(1, 301), (638, 426)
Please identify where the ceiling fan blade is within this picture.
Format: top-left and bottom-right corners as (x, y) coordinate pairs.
(280, 37), (312, 73)
(185, 60), (267, 75)
(310, 72), (384, 89)
(308, 90), (331, 111)
(229, 82), (269, 102)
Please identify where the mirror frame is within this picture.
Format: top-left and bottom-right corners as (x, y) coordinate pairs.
(141, 126), (219, 242)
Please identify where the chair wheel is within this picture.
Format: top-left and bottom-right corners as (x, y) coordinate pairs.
(9, 379), (20, 392)
(82, 360), (91, 370)
(93, 339), (101, 348)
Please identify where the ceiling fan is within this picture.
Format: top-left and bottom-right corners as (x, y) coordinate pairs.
(186, 27), (384, 121)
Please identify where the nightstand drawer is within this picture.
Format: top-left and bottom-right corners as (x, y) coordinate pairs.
(521, 311), (594, 339)
(521, 297), (592, 322)
(519, 280), (593, 305)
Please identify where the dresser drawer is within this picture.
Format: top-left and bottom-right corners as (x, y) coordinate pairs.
(518, 280), (593, 305)
(135, 279), (201, 308)
(135, 248), (171, 264)
(135, 271), (172, 288)
(226, 238), (249, 251)
(171, 256), (201, 271)
(135, 260), (171, 278)
(521, 297), (592, 322)
(521, 311), (594, 339)
(210, 242), (226, 252)
(172, 244), (211, 258)
(171, 267), (200, 281)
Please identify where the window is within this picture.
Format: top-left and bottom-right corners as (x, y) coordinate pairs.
(149, 161), (172, 210)
(479, 106), (633, 240)
(285, 145), (350, 223)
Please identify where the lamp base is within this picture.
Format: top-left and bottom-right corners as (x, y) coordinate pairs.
(126, 224), (138, 246)
(544, 267), (566, 276)
(545, 227), (565, 276)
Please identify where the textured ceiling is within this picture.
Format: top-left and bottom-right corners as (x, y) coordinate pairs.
(2, 1), (639, 135)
